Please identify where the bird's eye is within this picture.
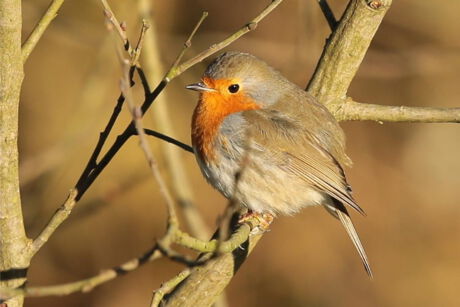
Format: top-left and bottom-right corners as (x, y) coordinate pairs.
(228, 84), (239, 93)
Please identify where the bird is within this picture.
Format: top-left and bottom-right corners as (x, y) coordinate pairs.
(186, 51), (372, 277)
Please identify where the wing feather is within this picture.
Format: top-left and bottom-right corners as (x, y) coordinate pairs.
(245, 109), (365, 215)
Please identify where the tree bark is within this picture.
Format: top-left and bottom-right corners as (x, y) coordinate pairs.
(0, 1), (30, 307)
(308, 0), (393, 113)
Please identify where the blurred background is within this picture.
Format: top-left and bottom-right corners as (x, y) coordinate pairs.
(20, 0), (460, 306)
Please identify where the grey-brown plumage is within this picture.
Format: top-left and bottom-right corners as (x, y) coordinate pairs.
(187, 51), (372, 277)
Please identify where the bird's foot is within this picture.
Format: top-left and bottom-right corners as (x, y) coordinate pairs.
(238, 211), (274, 233)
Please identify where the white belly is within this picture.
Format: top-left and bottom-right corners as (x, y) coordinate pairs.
(194, 146), (327, 216)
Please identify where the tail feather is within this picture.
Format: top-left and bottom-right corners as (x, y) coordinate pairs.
(325, 202), (373, 278)
(336, 209), (373, 278)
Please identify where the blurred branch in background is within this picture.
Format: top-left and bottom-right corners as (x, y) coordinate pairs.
(117, 24), (180, 227)
(138, 0), (211, 241)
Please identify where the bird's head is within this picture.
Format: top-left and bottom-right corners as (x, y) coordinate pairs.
(186, 52), (285, 114)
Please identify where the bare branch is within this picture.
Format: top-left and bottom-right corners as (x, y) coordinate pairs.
(143, 129), (193, 153)
(339, 99), (460, 123)
(0, 245), (161, 299)
(1, 1), (30, 306)
(169, 11), (209, 71)
(100, 0), (132, 54)
(317, 0), (337, 30)
(307, 0), (393, 111)
(166, 0), (285, 80)
(309, 0), (460, 124)
(120, 60), (178, 226)
(22, 0), (65, 62)
(138, 1), (211, 240)
(29, 190), (78, 256)
(132, 19), (150, 65)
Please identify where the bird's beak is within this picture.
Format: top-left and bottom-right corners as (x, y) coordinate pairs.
(185, 82), (216, 92)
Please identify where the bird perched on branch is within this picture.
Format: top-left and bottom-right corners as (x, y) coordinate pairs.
(186, 51), (372, 277)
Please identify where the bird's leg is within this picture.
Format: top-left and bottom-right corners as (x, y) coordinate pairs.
(238, 210), (274, 232)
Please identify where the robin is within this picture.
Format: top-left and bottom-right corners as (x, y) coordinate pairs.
(186, 51), (372, 277)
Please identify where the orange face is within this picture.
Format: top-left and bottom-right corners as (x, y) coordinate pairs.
(199, 77), (260, 116)
(191, 77), (261, 161)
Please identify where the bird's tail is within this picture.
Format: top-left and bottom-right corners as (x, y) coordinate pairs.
(325, 201), (373, 278)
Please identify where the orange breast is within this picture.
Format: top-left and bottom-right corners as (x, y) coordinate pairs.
(192, 85), (260, 162)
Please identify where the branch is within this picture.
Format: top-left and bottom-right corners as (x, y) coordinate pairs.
(307, 0), (393, 112)
(166, 0), (284, 80)
(0, 245), (161, 299)
(317, 0), (337, 30)
(172, 224), (251, 253)
(311, 0), (459, 124)
(29, 190), (78, 257)
(22, 0), (65, 63)
(138, 0), (210, 240)
(150, 269), (191, 307)
(100, 0), (133, 55)
(0, 1), (30, 306)
(143, 129), (193, 153)
(120, 59), (178, 226)
(339, 99), (460, 123)
(163, 217), (265, 307)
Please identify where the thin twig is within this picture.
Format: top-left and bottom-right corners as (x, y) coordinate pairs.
(166, 0), (284, 80)
(169, 11), (209, 72)
(29, 189), (78, 257)
(100, 0), (133, 54)
(74, 90), (129, 198)
(143, 129), (193, 153)
(120, 60), (178, 226)
(150, 269), (191, 307)
(138, 1), (211, 240)
(317, 0), (338, 30)
(22, 0), (65, 62)
(0, 245), (161, 299)
(132, 19), (150, 65)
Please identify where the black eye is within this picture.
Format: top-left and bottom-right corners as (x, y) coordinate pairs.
(228, 84), (239, 93)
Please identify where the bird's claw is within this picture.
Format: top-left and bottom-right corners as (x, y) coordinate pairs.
(238, 211), (274, 233)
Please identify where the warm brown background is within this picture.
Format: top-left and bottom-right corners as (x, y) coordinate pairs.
(20, 0), (460, 306)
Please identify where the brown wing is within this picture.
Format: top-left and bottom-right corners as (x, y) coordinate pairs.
(244, 109), (365, 215)
(243, 109), (372, 277)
